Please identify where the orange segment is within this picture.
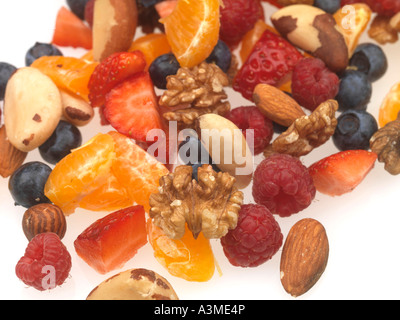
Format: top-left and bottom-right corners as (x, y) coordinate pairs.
(148, 220), (215, 282)
(31, 56), (98, 101)
(44, 133), (116, 214)
(79, 174), (133, 212)
(379, 82), (400, 127)
(334, 3), (372, 56)
(161, 0), (220, 68)
(108, 131), (170, 212)
(129, 33), (171, 69)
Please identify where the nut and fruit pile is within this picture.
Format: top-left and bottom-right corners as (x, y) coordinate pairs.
(1, 0), (400, 300)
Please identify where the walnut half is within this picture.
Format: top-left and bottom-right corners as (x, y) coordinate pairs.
(370, 114), (400, 175)
(266, 99), (338, 157)
(149, 164), (244, 240)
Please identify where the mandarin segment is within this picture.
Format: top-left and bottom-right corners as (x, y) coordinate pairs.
(31, 56), (98, 102)
(147, 220), (215, 282)
(44, 133), (116, 215)
(108, 131), (170, 212)
(161, 0), (220, 68)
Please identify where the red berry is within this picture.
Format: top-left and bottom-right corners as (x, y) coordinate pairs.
(308, 150), (377, 196)
(221, 204), (283, 268)
(362, 0), (400, 17)
(233, 29), (303, 101)
(291, 58), (340, 111)
(88, 51), (147, 108)
(103, 71), (163, 142)
(252, 154), (316, 217)
(219, 0), (264, 48)
(15, 233), (72, 291)
(225, 106), (273, 155)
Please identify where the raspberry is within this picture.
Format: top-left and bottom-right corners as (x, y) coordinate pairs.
(362, 0), (400, 17)
(291, 58), (340, 112)
(225, 106), (274, 155)
(252, 154), (316, 217)
(15, 233), (72, 291)
(219, 0), (264, 48)
(221, 204), (283, 268)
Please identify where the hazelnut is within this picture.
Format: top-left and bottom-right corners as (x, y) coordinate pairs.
(22, 203), (67, 241)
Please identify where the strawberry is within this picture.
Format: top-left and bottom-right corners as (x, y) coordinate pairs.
(308, 150), (378, 196)
(232, 29), (303, 101)
(74, 205), (147, 274)
(103, 71), (163, 142)
(155, 0), (177, 19)
(52, 6), (92, 50)
(88, 51), (147, 108)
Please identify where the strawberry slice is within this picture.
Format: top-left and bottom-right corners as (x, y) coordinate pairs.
(103, 71), (163, 142)
(74, 205), (147, 274)
(52, 6), (92, 50)
(232, 29), (303, 101)
(88, 51), (147, 108)
(308, 150), (377, 196)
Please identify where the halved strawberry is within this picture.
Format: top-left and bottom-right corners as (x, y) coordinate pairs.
(155, 0), (178, 19)
(74, 205), (147, 274)
(52, 6), (92, 50)
(232, 29), (303, 101)
(88, 51), (147, 108)
(103, 71), (163, 142)
(308, 150), (378, 196)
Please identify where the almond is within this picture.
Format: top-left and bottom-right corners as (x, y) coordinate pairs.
(280, 218), (329, 297)
(253, 83), (305, 127)
(0, 125), (28, 178)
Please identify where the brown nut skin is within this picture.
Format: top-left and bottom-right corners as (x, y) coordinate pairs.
(22, 203), (66, 241)
(271, 5), (348, 73)
(280, 218), (329, 297)
(87, 268), (179, 300)
(92, 0), (138, 62)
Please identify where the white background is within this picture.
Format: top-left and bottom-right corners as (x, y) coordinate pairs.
(0, 0), (400, 300)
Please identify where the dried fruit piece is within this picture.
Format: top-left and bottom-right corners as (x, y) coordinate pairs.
(280, 218), (329, 297)
(149, 164), (243, 240)
(148, 219), (215, 282)
(74, 205), (147, 274)
(370, 113), (400, 175)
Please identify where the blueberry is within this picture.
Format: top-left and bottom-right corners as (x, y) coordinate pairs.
(8, 161), (52, 208)
(39, 120), (82, 164)
(206, 40), (232, 73)
(149, 53), (180, 89)
(66, 0), (90, 20)
(349, 43), (388, 82)
(333, 109), (378, 151)
(313, 0), (341, 14)
(25, 42), (63, 66)
(0, 62), (17, 100)
(179, 135), (211, 165)
(335, 70), (372, 111)
(138, 0), (164, 7)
